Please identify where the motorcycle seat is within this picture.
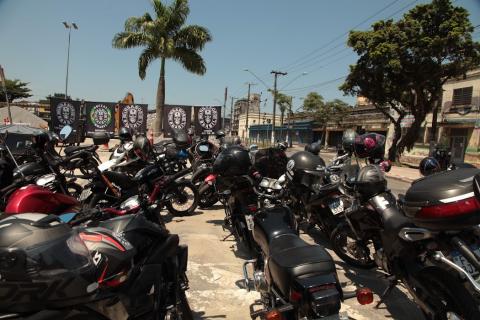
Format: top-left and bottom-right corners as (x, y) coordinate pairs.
(268, 234), (336, 297)
(64, 145), (95, 155)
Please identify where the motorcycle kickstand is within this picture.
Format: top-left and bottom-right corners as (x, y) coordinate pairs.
(375, 278), (398, 309)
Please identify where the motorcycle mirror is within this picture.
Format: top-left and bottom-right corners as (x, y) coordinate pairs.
(59, 125), (73, 140)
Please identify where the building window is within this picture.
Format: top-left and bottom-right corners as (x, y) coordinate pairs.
(452, 86), (473, 106)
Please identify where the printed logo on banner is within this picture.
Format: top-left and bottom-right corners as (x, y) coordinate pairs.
(56, 101), (76, 125)
(167, 107), (187, 130)
(89, 104), (112, 129)
(121, 105), (144, 130)
(198, 106), (218, 130)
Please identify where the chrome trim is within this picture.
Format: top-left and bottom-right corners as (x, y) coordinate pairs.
(432, 251), (480, 293)
(398, 228), (434, 242)
(242, 259), (256, 292)
(439, 192), (474, 203)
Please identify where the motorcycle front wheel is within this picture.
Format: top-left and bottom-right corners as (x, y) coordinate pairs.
(166, 181), (198, 216)
(330, 223), (376, 269)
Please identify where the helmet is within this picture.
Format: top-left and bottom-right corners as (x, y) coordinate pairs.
(277, 141), (288, 151)
(304, 142), (322, 155)
(355, 165), (387, 198)
(133, 135), (152, 161)
(119, 127), (133, 142)
(286, 151), (326, 188)
(354, 133), (386, 159)
(342, 130), (357, 152)
(47, 131), (60, 144)
(419, 157), (441, 176)
(233, 136), (242, 145)
(215, 130), (226, 140)
(31, 131), (49, 150)
(172, 130), (190, 148)
(212, 145), (251, 176)
(0, 214), (97, 312)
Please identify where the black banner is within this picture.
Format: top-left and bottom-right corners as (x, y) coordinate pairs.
(85, 102), (115, 135)
(194, 106), (221, 136)
(49, 98), (81, 134)
(119, 104), (148, 134)
(163, 105), (192, 138)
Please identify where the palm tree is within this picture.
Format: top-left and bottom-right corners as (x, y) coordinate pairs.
(113, 0), (212, 135)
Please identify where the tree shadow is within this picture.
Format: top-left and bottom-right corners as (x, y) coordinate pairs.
(201, 204), (224, 211)
(299, 224), (333, 250)
(205, 219), (225, 226)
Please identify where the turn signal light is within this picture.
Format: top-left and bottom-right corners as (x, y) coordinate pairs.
(356, 288), (373, 305)
(265, 309), (283, 320)
(289, 289), (302, 302)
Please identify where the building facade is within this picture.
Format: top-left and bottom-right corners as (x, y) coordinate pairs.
(232, 93), (260, 135)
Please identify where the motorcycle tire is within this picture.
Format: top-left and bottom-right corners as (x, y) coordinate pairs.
(417, 269), (480, 320)
(66, 181), (83, 199)
(176, 291), (193, 320)
(166, 181), (198, 216)
(330, 223), (376, 269)
(197, 182), (218, 209)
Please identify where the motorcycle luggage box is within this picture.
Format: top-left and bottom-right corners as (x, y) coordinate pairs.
(402, 168), (480, 230)
(252, 206), (297, 255)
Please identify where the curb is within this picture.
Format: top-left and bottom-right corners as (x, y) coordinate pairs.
(386, 174), (416, 184)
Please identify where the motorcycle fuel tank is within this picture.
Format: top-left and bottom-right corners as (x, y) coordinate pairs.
(5, 185), (79, 215)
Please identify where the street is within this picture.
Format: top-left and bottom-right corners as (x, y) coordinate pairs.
(166, 175), (421, 320)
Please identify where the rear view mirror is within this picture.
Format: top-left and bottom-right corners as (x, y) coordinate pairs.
(59, 125), (73, 140)
(92, 132), (110, 145)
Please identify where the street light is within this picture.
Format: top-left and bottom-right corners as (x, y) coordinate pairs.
(62, 21), (78, 100)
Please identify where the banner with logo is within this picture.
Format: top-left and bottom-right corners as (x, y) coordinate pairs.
(85, 102), (115, 135)
(119, 104), (148, 134)
(162, 105), (192, 138)
(194, 106), (221, 135)
(50, 98), (81, 133)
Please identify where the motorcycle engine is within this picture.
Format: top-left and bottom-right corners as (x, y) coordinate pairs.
(373, 248), (390, 273)
(252, 270), (268, 293)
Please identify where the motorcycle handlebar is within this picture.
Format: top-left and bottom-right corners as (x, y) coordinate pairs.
(241, 175), (285, 201)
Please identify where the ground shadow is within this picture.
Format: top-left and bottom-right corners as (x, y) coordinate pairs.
(201, 204), (224, 211)
(205, 219), (225, 226)
(337, 260), (423, 318)
(192, 310), (226, 319)
(300, 224), (333, 250)
(161, 210), (204, 224)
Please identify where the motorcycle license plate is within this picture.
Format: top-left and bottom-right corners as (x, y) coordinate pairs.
(450, 245), (480, 278)
(245, 214), (254, 231)
(328, 199), (344, 215)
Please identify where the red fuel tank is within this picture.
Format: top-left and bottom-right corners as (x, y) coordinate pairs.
(5, 185), (79, 215)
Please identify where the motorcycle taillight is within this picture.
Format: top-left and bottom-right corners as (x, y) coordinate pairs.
(417, 196), (480, 219)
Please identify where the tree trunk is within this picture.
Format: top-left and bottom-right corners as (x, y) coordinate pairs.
(280, 111), (284, 126)
(397, 113), (426, 155)
(154, 58), (166, 137)
(387, 121), (402, 162)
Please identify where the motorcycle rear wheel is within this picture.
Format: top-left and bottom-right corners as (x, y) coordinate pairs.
(330, 223), (376, 269)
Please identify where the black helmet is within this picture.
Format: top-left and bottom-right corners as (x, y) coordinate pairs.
(31, 131), (49, 150)
(286, 151), (326, 188)
(172, 130), (190, 148)
(212, 145), (251, 176)
(233, 136), (242, 145)
(0, 214), (97, 312)
(215, 130), (226, 140)
(356, 165), (387, 198)
(342, 130), (357, 153)
(133, 135), (152, 161)
(304, 142), (322, 155)
(419, 156), (441, 176)
(119, 127), (133, 142)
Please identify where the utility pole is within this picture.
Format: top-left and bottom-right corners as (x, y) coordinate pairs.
(0, 65), (12, 123)
(245, 82), (256, 142)
(271, 70), (287, 144)
(223, 87), (228, 129)
(429, 94), (442, 155)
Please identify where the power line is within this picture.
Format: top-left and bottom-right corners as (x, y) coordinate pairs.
(282, 75), (347, 94)
(280, 0), (405, 72)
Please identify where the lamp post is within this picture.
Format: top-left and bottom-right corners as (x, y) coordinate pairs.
(62, 21), (78, 100)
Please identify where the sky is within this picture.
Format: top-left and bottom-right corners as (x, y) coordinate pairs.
(0, 0), (479, 113)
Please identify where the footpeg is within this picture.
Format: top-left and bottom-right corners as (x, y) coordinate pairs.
(242, 259), (257, 292)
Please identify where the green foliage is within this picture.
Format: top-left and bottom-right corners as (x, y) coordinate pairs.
(0, 79), (32, 103)
(341, 0), (480, 160)
(302, 92), (350, 127)
(112, 0), (212, 133)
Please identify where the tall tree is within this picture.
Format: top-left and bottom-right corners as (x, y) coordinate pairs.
(269, 89), (292, 126)
(113, 0), (212, 135)
(303, 92), (350, 142)
(341, 0), (480, 160)
(0, 79), (32, 103)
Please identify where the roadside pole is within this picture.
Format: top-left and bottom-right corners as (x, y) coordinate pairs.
(270, 70), (287, 145)
(0, 65), (12, 123)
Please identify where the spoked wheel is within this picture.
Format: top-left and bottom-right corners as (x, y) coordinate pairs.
(165, 291), (193, 320)
(79, 158), (99, 176)
(418, 270), (480, 320)
(166, 181), (198, 216)
(330, 223), (375, 269)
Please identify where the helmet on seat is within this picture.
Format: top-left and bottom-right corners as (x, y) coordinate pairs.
(304, 142), (322, 155)
(133, 135), (152, 161)
(119, 127), (133, 142)
(212, 145), (251, 176)
(286, 151), (326, 188)
(215, 130), (226, 140)
(419, 156), (441, 176)
(342, 130), (357, 153)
